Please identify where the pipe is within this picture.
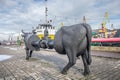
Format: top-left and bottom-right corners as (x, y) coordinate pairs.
(92, 38), (120, 42)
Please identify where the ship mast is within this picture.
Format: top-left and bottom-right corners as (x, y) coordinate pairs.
(44, 0), (49, 38)
(45, 0), (48, 24)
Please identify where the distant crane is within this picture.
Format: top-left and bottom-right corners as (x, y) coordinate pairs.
(98, 12), (110, 38)
(83, 16), (86, 23)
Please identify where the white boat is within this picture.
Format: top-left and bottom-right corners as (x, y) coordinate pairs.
(35, 24), (56, 40)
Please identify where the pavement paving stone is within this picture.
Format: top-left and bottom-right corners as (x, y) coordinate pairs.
(0, 46), (120, 80)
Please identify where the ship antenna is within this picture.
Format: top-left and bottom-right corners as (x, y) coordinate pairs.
(45, 0), (48, 24)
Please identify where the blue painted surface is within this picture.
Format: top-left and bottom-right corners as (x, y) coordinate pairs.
(0, 55), (12, 61)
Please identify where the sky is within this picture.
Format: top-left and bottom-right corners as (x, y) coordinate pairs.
(0, 0), (120, 40)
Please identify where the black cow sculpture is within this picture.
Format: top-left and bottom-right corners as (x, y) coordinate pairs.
(54, 23), (92, 75)
(22, 28), (54, 60)
(21, 30), (39, 60)
(22, 23), (92, 76)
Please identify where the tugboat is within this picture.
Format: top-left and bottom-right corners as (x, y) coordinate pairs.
(35, 24), (55, 40)
(34, 0), (55, 49)
(35, 0), (56, 40)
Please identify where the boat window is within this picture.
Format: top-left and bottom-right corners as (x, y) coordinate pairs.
(36, 27), (39, 29)
(40, 26), (42, 29)
(53, 27), (54, 29)
(43, 26), (45, 29)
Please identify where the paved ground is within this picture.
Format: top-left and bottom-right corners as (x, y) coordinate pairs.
(0, 46), (120, 80)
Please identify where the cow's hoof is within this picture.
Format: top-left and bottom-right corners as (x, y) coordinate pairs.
(77, 56), (80, 59)
(61, 71), (67, 75)
(83, 72), (90, 76)
(26, 57), (29, 60)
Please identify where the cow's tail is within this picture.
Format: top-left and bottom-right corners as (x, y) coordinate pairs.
(82, 23), (92, 65)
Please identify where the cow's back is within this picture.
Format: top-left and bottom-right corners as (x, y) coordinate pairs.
(54, 23), (91, 55)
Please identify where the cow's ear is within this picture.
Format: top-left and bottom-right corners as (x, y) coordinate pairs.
(21, 34), (25, 37)
(21, 29), (25, 34)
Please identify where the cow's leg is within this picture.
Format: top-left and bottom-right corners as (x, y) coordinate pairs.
(61, 48), (76, 74)
(81, 50), (90, 76)
(26, 48), (30, 60)
(29, 50), (33, 57)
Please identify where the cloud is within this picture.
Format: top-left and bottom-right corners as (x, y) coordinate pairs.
(0, 0), (120, 40)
